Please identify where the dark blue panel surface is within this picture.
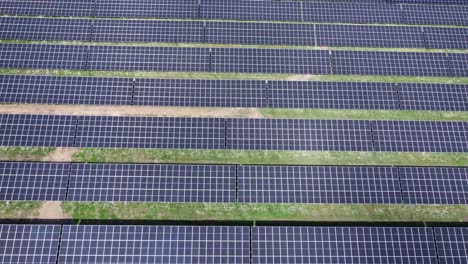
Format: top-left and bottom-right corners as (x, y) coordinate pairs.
(227, 119), (373, 151)
(0, 114), (77, 147)
(0, 225), (61, 264)
(0, 162), (69, 201)
(238, 166), (401, 204)
(425, 27), (468, 50)
(269, 81), (399, 109)
(434, 227), (468, 264)
(1, 0), (94, 17)
(0, 75), (132, 105)
(59, 225), (250, 264)
(252, 226), (438, 264)
(75, 116), (225, 149)
(133, 79), (266, 107)
(398, 83), (468, 111)
(403, 4), (468, 26)
(95, 0), (199, 19)
(447, 53), (468, 77)
(212, 48), (330, 74)
(68, 163), (236, 202)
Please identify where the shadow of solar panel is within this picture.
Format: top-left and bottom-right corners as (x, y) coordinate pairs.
(425, 27), (468, 50)
(316, 24), (425, 48)
(0, 17), (92, 42)
(303, 2), (402, 24)
(0, 225), (61, 264)
(1, 0), (94, 17)
(434, 227), (468, 264)
(252, 226), (438, 264)
(206, 22), (313, 46)
(95, 0), (199, 19)
(400, 167), (468, 204)
(133, 79), (266, 107)
(403, 4), (468, 26)
(447, 53), (468, 77)
(227, 119), (373, 151)
(238, 165), (401, 204)
(0, 114), (77, 147)
(92, 20), (204, 43)
(269, 81), (399, 109)
(87, 46), (209, 72)
(75, 116), (225, 149)
(68, 163), (236, 202)
(0, 75), (133, 105)
(333, 50), (450, 77)
(398, 83), (468, 111)
(201, 1), (301, 22)
(59, 225), (250, 264)
(372, 120), (468, 152)
(0, 162), (69, 201)
(212, 48), (330, 74)
(0, 44), (87, 70)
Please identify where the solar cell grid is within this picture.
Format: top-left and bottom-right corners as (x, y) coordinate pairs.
(252, 226), (438, 264)
(403, 4), (468, 26)
(59, 225), (250, 264)
(95, 0), (199, 19)
(434, 227), (468, 264)
(67, 163), (236, 202)
(133, 79), (266, 108)
(0, 75), (133, 105)
(268, 81), (399, 109)
(238, 166), (402, 204)
(447, 53), (468, 77)
(1, 0), (94, 17)
(0, 162), (69, 201)
(400, 167), (468, 204)
(424, 27), (468, 50)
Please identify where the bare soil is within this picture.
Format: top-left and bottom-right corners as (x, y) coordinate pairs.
(42, 147), (78, 162)
(287, 74), (316, 81)
(38, 201), (68, 219)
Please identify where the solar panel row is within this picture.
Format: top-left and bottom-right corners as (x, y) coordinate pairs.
(2, 75), (467, 111)
(3, 17), (468, 49)
(1, 225), (466, 264)
(1, 114), (468, 152)
(1, 162), (466, 204)
(1, 44), (466, 76)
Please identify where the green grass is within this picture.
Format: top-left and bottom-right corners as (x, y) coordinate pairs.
(60, 202), (468, 222)
(0, 201), (41, 218)
(0, 147), (55, 161)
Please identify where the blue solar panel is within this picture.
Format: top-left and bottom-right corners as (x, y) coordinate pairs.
(238, 165), (402, 204)
(403, 4), (468, 26)
(0, 162), (69, 201)
(211, 48), (330, 74)
(395, 0), (468, 4)
(252, 226), (438, 264)
(59, 225), (250, 264)
(87, 46), (209, 72)
(0, 0), (94, 17)
(425, 27), (468, 50)
(75, 116), (225, 149)
(95, 0), (199, 19)
(269, 81), (399, 109)
(0, 44), (87, 70)
(68, 163), (236, 202)
(400, 167), (468, 204)
(0, 75), (132, 105)
(434, 227), (468, 264)
(333, 50), (451, 77)
(227, 119), (373, 151)
(447, 53), (468, 77)
(372, 120), (468, 153)
(398, 83), (468, 111)
(133, 79), (266, 107)
(0, 114), (77, 147)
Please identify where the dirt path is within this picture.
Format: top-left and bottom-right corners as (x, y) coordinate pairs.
(38, 201), (68, 219)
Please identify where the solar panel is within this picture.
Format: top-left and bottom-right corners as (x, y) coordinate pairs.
(372, 120), (468, 152)
(303, 2), (403, 24)
(0, 114), (77, 147)
(269, 81), (399, 109)
(395, 0), (468, 4)
(95, 0), (199, 19)
(227, 119), (373, 151)
(316, 24), (425, 48)
(67, 163), (236, 202)
(238, 165), (401, 204)
(400, 167), (468, 204)
(0, 225), (61, 264)
(447, 53), (468, 77)
(424, 27), (468, 50)
(133, 79), (266, 108)
(92, 20), (204, 43)
(0, 44), (87, 70)
(332, 50), (451, 77)
(0, 75), (133, 105)
(0, 17), (92, 42)
(206, 22), (314, 46)
(434, 227), (468, 264)
(398, 83), (468, 111)
(211, 48), (330, 74)
(0, 0), (94, 17)
(59, 225), (250, 263)
(252, 226), (438, 264)
(403, 4), (468, 26)
(87, 46), (209, 72)
(74, 116), (225, 149)
(0, 162), (69, 201)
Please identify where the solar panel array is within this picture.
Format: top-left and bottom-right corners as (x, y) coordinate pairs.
(434, 227), (468, 264)
(95, 0), (199, 19)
